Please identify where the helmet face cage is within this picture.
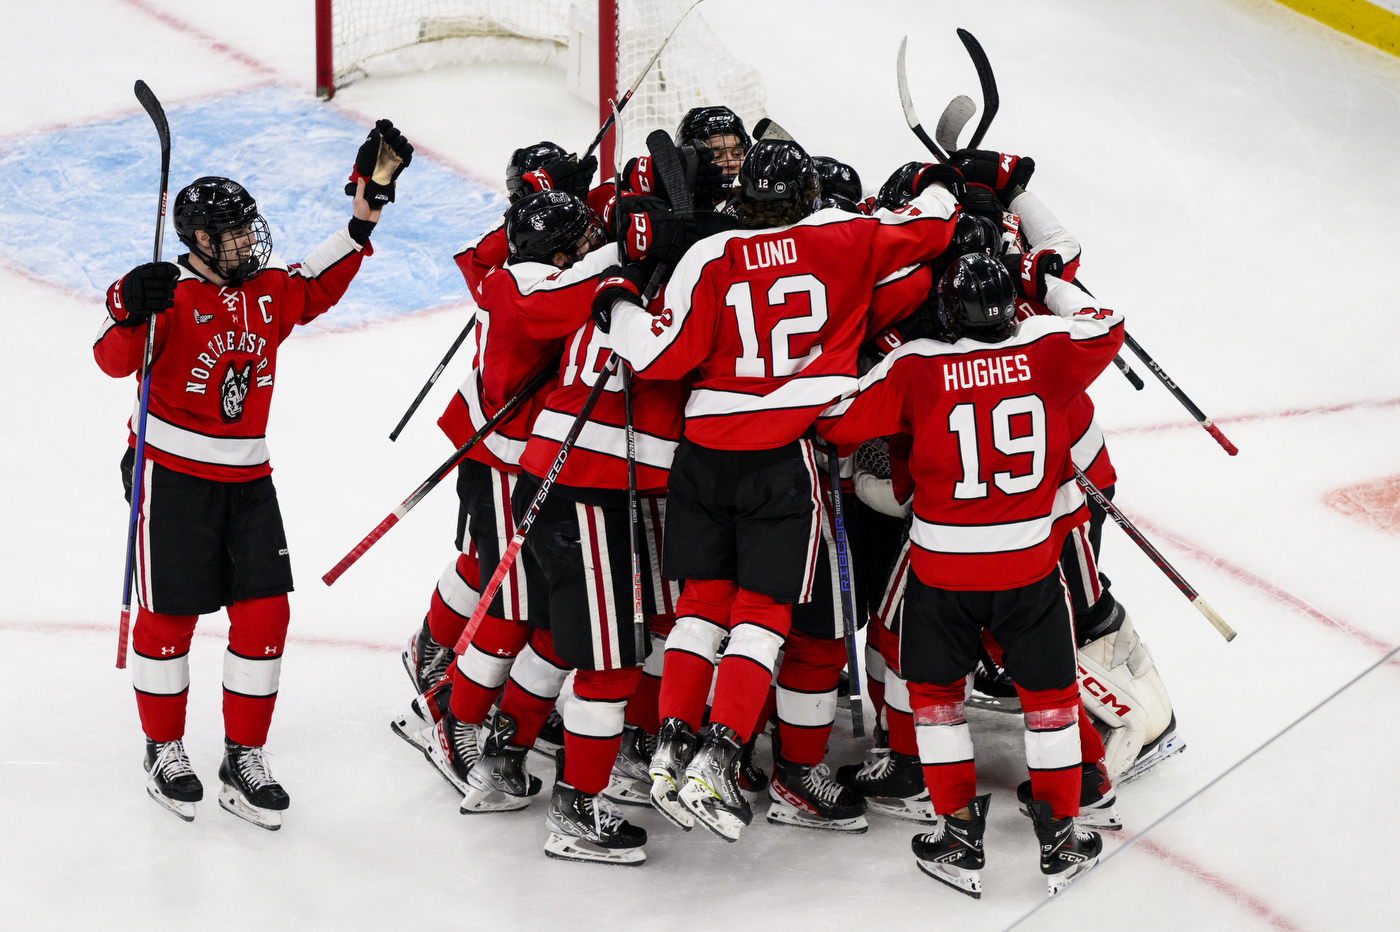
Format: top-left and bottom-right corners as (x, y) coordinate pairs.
(936, 253), (1018, 343)
(813, 157), (862, 204)
(505, 141), (569, 201)
(676, 106), (750, 178)
(173, 177), (272, 286)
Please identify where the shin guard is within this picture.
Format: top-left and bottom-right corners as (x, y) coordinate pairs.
(131, 608), (198, 742)
(1019, 683), (1082, 819)
(908, 679), (977, 816)
(775, 631), (846, 766)
(223, 595), (290, 748)
(565, 668), (641, 794)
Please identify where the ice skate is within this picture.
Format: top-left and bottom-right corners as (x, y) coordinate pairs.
(836, 749), (935, 824)
(462, 710), (541, 814)
(143, 738), (202, 823)
(678, 724), (752, 842)
(1017, 762), (1121, 831)
(423, 711), (482, 796)
(402, 616), (455, 695)
(1117, 713), (1186, 785)
(390, 674), (453, 753)
(648, 717), (698, 830)
(600, 724), (654, 808)
(767, 757), (868, 832)
(545, 777), (648, 866)
(911, 794), (989, 899)
(967, 648), (1021, 715)
(1027, 797), (1101, 895)
(532, 706), (564, 757)
(217, 738), (289, 831)
(735, 733), (767, 795)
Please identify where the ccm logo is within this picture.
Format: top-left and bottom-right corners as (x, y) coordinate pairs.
(1079, 667), (1132, 717)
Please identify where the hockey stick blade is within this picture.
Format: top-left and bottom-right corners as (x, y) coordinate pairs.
(752, 117), (795, 142)
(134, 81), (171, 167)
(935, 95), (976, 154)
(647, 130), (694, 218)
(896, 37), (949, 163)
(955, 29), (999, 149)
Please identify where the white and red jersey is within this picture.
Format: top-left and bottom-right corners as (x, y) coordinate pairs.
(607, 185), (960, 450)
(453, 222), (509, 305)
(438, 243), (621, 472)
(93, 228), (371, 482)
(519, 316), (690, 492)
(819, 277), (1125, 591)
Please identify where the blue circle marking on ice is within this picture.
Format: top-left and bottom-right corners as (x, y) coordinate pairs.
(0, 86), (506, 328)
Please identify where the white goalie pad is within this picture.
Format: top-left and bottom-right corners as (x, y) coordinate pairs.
(1076, 613), (1175, 779)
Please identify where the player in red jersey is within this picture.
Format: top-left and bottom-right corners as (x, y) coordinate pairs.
(820, 252), (1123, 897)
(591, 138), (961, 841)
(94, 120), (412, 828)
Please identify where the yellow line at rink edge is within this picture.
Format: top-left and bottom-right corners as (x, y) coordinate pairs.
(1273, 0), (1400, 56)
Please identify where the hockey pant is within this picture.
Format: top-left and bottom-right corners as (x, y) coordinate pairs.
(130, 595), (289, 747)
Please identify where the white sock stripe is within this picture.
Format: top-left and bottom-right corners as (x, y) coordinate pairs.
(643, 495), (677, 614)
(1025, 716), (1082, 771)
(884, 669), (912, 713)
(864, 644), (887, 682)
(724, 623), (784, 672)
(775, 686), (838, 728)
(665, 615), (726, 661)
(223, 649), (282, 698)
(507, 643), (569, 699)
(131, 650), (189, 695)
(642, 632), (666, 676)
(1069, 524), (1098, 609)
(915, 721), (975, 765)
(457, 643), (515, 689)
(563, 693), (627, 738)
(437, 557), (481, 617)
(818, 508), (844, 639)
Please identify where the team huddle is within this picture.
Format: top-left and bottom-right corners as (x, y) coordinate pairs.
(97, 104), (1183, 898)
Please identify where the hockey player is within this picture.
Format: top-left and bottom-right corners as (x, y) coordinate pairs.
(673, 105), (750, 210)
(812, 156), (862, 213)
(591, 139), (961, 842)
(96, 120), (412, 828)
(820, 253), (1122, 897)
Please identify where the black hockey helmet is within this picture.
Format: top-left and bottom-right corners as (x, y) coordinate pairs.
(173, 176), (272, 286)
(949, 212), (1004, 258)
(504, 190), (604, 266)
(505, 141), (570, 201)
(675, 106), (751, 153)
(875, 161), (928, 211)
(734, 139), (820, 226)
(813, 156), (862, 204)
(934, 252), (1018, 343)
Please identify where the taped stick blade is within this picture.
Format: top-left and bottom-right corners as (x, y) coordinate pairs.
(935, 95), (976, 154)
(896, 37), (921, 131)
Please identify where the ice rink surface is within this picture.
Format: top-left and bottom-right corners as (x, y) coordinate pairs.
(3, 1), (1399, 929)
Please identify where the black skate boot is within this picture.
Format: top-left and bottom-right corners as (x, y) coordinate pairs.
(218, 738), (290, 831)
(911, 794), (990, 898)
(648, 717), (698, 831)
(967, 645), (1021, 714)
(424, 710), (482, 796)
(390, 672), (453, 754)
(1017, 762), (1121, 831)
(144, 738), (203, 822)
(462, 710), (542, 814)
(545, 750), (648, 866)
(679, 723), (753, 842)
(767, 756), (868, 832)
(533, 706), (565, 757)
(1027, 797), (1102, 895)
(1119, 712), (1186, 785)
(836, 749), (934, 824)
(402, 616), (455, 695)
(601, 723), (654, 808)
(736, 733), (767, 794)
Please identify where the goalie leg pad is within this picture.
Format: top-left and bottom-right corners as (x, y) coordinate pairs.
(1077, 612), (1175, 779)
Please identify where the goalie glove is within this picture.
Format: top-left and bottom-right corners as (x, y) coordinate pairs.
(1076, 610), (1176, 780)
(852, 438), (912, 518)
(346, 119), (414, 207)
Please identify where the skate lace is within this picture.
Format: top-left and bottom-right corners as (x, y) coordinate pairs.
(236, 746), (277, 791)
(804, 763), (848, 806)
(588, 795), (626, 835)
(422, 644), (454, 685)
(451, 721), (479, 762)
(854, 748), (894, 780)
(153, 741), (195, 780)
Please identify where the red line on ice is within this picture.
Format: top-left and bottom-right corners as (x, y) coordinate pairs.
(1108, 396), (1400, 437)
(0, 619), (394, 654)
(118, 0), (279, 78)
(1134, 838), (1308, 932)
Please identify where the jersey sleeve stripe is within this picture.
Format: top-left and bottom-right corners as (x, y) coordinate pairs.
(531, 408), (678, 470)
(910, 477), (1083, 555)
(295, 227), (361, 280)
(1070, 418), (1106, 471)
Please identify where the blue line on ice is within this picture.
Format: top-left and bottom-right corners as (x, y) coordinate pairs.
(0, 86), (505, 327)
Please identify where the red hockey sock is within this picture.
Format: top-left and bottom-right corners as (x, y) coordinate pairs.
(131, 607), (198, 742)
(1018, 683), (1082, 819)
(658, 650), (715, 731)
(224, 595), (290, 747)
(499, 630), (568, 749)
(625, 615), (673, 734)
(775, 631), (846, 766)
(426, 552), (481, 647)
(659, 581), (736, 729)
(448, 612), (530, 724)
(758, 684), (777, 734)
(865, 618), (887, 720)
(708, 590), (790, 742)
(564, 668), (641, 794)
(908, 679), (977, 815)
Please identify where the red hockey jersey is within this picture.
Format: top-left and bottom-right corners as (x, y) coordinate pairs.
(93, 228), (371, 482)
(438, 242), (621, 472)
(607, 185), (960, 450)
(819, 277), (1124, 591)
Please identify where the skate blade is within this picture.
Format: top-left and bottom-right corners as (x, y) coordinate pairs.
(1047, 858), (1096, 896)
(391, 713), (433, 753)
(401, 647), (420, 693)
(765, 800), (868, 833)
(1118, 732), (1187, 786)
(530, 737), (563, 759)
(217, 783), (282, 831)
(600, 773), (653, 808)
(460, 786), (532, 814)
(649, 776), (694, 831)
(866, 793), (937, 825)
(916, 859), (982, 898)
(678, 780), (745, 843)
(543, 832), (646, 866)
(146, 783), (197, 823)
(422, 745), (472, 797)
(1016, 800), (1123, 832)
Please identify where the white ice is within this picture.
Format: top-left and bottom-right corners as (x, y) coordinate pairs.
(3, 1), (1399, 930)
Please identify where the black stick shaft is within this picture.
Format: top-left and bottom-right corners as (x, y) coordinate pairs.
(389, 314), (475, 441)
(1122, 331), (1238, 455)
(823, 442), (865, 738)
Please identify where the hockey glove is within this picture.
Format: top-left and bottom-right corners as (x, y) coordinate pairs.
(617, 203), (700, 266)
(1013, 249), (1064, 303)
(622, 156), (658, 196)
(592, 264), (648, 334)
(110, 262), (178, 327)
(346, 119), (414, 207)
(958, 183), (1004, 223)
(949, 149), (1035, 207)
(910, 163), (966, 201)
(689, 145), (730, 204)
(530, 154), (598, 201)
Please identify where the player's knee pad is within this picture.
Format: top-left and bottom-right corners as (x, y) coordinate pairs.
(907, 680), (973, 765)
(456, 643), (515, 690)
(884, 669), (912, 714)
(508, 640), (570, 700)
(223, 596), (288, 702)
(724, 622), (786, 675)
(665, 614), (727, 664)
(674, 577), (739, 625)
(1077, 611), (1173, 778)
(1022, 699), (1080, 775)
(131, 609), (197, 701)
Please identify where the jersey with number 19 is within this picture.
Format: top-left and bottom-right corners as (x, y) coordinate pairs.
(607, 185), (960, 450)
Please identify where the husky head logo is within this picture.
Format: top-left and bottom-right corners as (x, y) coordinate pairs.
(218, 360), (253, 423)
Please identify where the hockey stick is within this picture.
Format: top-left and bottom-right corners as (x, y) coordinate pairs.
(752, 117), (795, 143)
(1123, 330), (1238, 455)
(956, 29), (999, 150)
(935, 94), (976, 154)
(582, 0), (707, 162)
(323, 360), (558, 586)
(823, 442), (865, 738)
(117, 80), (171, 670)
(896, 37), (950, 163)
(388, 313), (476, 441)
(1073, 466), (1236, 642)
